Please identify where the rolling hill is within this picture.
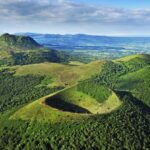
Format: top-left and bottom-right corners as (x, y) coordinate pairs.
(0, 54), (150, 150)
(13, 60), (105, 87)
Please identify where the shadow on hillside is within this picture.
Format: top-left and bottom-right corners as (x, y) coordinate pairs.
(116, 90), (150, 114)
(45, 96), (91, 114)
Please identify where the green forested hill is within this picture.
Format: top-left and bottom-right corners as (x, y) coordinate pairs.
(116, 66), (150, 107)
(0, 33), (70, 65)
(88, 54), (150, 107)
(0, 33), (41, 49)
(0, 54), (150, 150)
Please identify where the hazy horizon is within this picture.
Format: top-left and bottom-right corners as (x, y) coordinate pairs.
(1, 32), (150, 38)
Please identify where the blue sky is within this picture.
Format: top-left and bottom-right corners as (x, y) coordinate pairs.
(0, 0), (150, 36)
(78, 0), (150, 8)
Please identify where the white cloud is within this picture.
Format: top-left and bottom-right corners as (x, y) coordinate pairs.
(0, 0), (150, 24)
(0, 0), (150, 34)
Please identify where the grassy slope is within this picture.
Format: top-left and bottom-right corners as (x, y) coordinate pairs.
(10, 89), (88, 123)
(118, 66), (150, 89)
(68, 61), (85, 66)
(0, 50), (12, 58)
(114, 54), (146, 62)
(10, 98), (82, 123)
(14, 61), (105, 87)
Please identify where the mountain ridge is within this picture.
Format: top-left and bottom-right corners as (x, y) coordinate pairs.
(0, 33), (41, 49)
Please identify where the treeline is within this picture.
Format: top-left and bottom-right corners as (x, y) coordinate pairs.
(12, 50), (69, 65)
(90, 59), (150, 89)
(0, 69), (62, 113)
(0, 49), (69, 66)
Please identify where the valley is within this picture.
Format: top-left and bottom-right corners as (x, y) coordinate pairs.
(17, 33), (150, 61)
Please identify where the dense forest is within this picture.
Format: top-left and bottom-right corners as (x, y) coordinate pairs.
(0, 50), (70, 66)
(0, 69), (62, 113)
(0, 91), (149, 150)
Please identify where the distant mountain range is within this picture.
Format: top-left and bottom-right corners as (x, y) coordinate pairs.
(16, 33), (150, 48)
